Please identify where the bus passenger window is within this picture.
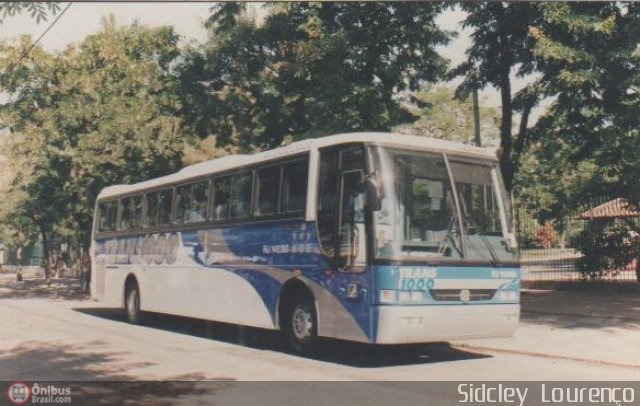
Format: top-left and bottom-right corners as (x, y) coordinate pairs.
(282, 160), (308, 213)
(98, 201), (118, 232)
(175, 184), (191, 224)
(146, 192), (159, 227)
(230, 173), (252, 219)
(120, 195), (143, 230)
(213, 177), (231, 220)
(192, 182), (209, 222)
(157, 189), (172, 225)
(255, 166), (281, 216)
(176, 181), (209, 224)
(147, 189), (173, 227)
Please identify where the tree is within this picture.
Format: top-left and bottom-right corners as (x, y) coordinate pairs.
(451, 3), (542, 191)
(393, 85), (500, 145)
(0, 17), (188, 264)
(0, 3), (60, 24)
(179, 2), (451, 152)
(517, 3), (640, 280)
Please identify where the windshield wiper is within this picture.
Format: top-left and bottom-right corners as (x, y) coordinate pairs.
(463, 215), (499, 265)
(437, 214), (462, 258)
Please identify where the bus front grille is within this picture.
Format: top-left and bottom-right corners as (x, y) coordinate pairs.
(429, 289), (496, 302)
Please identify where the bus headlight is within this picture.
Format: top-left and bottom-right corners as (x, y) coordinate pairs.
(398, 291), (411, 302)
(497, 291), (519, 302)
(410, 291), (424, 302)
(380, 290), (397, 303)
(380, 290), (425, 303)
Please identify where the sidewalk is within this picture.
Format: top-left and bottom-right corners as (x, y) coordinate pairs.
(0, 273), (89, 301)
(454, 289), (640, 369)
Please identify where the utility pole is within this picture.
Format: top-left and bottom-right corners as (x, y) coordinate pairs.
(472, 87), (481, 147)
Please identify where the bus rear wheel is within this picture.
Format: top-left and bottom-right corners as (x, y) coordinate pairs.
(125, 280), (143, 325)
(284, 293), (318, 355)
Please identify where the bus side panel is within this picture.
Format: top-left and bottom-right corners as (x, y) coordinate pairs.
(102, 266), (132, 307)
(94, 236), (275, 329)
(93, 221), (375, 342)
(195, 221), (373, 343)
(164, 264), (274, 329)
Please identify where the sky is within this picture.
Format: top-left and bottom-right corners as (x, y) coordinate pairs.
(0, 2), (543, 121)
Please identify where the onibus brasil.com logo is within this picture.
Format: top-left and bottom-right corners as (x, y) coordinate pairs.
(7, 382), (72, 404)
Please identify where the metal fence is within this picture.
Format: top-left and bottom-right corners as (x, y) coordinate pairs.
(515, 197), (639, 282)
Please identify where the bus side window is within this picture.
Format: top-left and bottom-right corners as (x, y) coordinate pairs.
(230, 173), (253, 219)
(317, 150), (339, 257)
(157, 189), (173, 225)
(175, 184), (191, 224)
(120, 195), (142, 230)
(191, 181), (209, 222)
(212, 177), (231, 220)
(146, 192), (159, 227)
(255, 166), (281, 217)
(176, 181), (209, 224)
(147, 189), (173, 227)
(98, 201), (118, 232)
(282, 160), (308, 213)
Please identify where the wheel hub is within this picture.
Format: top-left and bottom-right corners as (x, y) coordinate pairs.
(292, 306), (312, 341)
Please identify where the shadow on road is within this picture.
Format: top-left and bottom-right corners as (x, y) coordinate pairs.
(73, 307), (490, 368)
(0, 340), (141, 381)
(0, 339), (231, 403)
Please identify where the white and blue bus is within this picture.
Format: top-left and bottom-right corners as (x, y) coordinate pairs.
(91, 133), (519, 353)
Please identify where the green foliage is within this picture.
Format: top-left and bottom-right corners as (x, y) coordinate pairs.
(451, 3), (542, 191)
(179, 3), (451, 152)
(574, 221), (640, 281)
(0, 2), (60, 24)
(0, 17), (187, 252)
(394, 85), (500, 144)
(517, 3), (640, 222)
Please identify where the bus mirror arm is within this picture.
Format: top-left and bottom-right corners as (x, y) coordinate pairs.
(364, 172), (383, 212)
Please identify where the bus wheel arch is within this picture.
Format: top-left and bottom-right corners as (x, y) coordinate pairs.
(124, 274), (143, 325)
(277, 278), (319, 355)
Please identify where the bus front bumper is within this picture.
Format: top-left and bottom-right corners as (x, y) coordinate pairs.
(375, 303), (519, 344)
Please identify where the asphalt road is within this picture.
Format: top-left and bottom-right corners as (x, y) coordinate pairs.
(1, 294), (637, 383)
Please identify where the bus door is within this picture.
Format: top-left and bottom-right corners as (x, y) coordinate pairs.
(317, 146), (371, 333)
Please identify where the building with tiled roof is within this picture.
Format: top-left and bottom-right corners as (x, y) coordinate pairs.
(578, 198), (640, 219)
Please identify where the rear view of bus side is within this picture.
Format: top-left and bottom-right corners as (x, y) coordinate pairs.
(91, 133), (520, 354)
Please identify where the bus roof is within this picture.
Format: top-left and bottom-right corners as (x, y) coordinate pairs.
(98, 132), (499, 199)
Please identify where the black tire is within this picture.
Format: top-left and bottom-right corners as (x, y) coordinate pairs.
(283, 292), (318, 355)
(125, 280), (143, 325)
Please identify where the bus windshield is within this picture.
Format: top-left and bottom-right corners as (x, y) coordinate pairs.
(371, 146), (515, 262)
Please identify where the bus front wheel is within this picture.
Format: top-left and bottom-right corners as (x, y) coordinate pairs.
(125, 280), (143, 325)
(284, 292), (318, 355)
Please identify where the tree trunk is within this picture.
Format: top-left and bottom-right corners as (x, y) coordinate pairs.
(499, 66), (514, 191)
(495, 3), (515, 191)
(40, 225), (50, 283)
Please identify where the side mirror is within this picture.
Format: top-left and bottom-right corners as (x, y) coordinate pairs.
(364, 173), (383, 211)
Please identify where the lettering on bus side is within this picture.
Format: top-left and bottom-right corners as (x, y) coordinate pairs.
(397, 267), (437, 291)
(97, 233), (179, 265)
